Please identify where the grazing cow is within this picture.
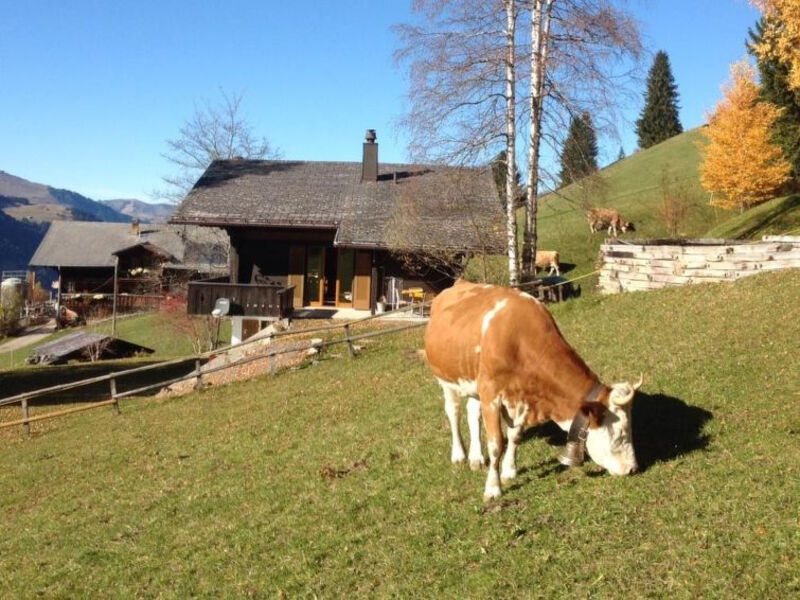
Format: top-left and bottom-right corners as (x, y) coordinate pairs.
(534, 250), (560, 276)
(587, 207), (635, 236)
(424, 280), (642, 500)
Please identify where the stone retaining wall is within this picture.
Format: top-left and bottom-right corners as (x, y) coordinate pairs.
(597, 235), (800, 294)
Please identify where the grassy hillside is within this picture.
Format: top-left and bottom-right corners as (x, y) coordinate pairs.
(0, 312), (231, 372)
(1, 270), (799, 597)
(705, 193), (800, 239)
(535, 128), (729, 278)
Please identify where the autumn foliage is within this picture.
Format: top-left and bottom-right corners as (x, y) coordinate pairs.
(699, 61), (791, 211)
(752, 0), (800, 92)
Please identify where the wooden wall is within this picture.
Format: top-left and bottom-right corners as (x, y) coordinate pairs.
(598, 236), (800, 294)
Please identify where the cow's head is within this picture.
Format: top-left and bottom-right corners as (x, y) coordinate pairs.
(584, 375), (642, 475)
(622, 221), (635, 232)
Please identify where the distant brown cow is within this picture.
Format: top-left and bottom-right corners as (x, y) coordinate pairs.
(534, 250), (560, 276)
(587, 207), (634, 236)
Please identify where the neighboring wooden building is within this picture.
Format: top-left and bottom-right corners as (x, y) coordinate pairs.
(28, 221), (229, 311)
(171, 130), (504, 316)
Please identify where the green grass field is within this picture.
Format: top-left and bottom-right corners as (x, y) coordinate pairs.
(534, 128), (729, 278)
(465, 128), (800, 287)
(1, 269), (798, 598)
(0, 312), (232, 372)
(706, 194), (800, 239)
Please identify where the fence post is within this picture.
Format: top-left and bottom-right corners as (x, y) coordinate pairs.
(194, 359), (203, 390)
(20, 398), (30, 438)
(269, 352), (277, 376)
(110, 377), (120, 414)
(344, 323), (356, 357)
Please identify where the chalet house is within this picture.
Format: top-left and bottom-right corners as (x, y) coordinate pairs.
(170, 130), (504, 320)
(28, 221), (229, 311)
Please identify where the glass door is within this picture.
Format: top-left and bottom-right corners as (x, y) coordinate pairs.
(336, 248), (355, 307)
(304, 246), (325, 306)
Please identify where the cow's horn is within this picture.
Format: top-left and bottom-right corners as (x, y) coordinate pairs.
(612, 387), (635, 406)
(632, 373), (644, 391)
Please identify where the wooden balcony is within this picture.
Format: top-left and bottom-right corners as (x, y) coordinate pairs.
(187, 278), (295, 319)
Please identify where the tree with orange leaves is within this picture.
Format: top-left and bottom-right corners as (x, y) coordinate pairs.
(699, 60), (791, 211)
(751, 0), (800, 92)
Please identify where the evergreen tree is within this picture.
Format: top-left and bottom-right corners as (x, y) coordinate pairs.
(636, 51), (683, 149)
(559, 112), (598, 187)
(749, 17), (800, 177)
(491, 150), (522, 210)
(617, 146), (626, 161)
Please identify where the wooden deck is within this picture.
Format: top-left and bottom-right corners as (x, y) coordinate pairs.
(187, 278), (295, 319)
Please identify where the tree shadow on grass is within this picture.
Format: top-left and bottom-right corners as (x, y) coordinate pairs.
(520, 392), (713, 472)
(1, 359), (198, 406)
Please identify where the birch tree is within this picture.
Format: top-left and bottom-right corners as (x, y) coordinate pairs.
(522, 0), (554, 275)
(395, 0), (522, 283)
(504, 0), (520, 284)
(521, 0), (642, 277)
(396, 0), (642, 282)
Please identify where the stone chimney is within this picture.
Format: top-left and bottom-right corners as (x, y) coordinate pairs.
(361, 129), (378, 182)
(131, 219), (140, 238)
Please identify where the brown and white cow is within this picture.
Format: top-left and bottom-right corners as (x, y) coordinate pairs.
(587, 207), (635, 236)
(534, 250), (560, 276)
(424, 280), (641, 500)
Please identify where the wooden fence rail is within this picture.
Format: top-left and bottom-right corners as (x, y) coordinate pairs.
(0, 302), (430, 436)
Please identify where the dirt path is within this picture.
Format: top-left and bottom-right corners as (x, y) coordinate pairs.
(0, 320), (56, 353)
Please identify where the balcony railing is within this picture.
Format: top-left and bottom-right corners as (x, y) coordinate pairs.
(187, 278), (295, 319)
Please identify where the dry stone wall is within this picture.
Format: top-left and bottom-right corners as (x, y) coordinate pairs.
(597, 235), (800, 294)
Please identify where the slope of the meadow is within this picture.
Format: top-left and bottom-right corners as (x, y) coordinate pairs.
(1, 269), (799, 598)
(705, 193), (800, 239)
(536, 128), (727, 278)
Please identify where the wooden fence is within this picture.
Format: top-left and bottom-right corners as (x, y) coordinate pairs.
(0, 303), (430, 437)
(597, 236), (800, 294)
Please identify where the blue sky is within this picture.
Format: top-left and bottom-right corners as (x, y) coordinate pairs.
(0, 1), (760, 202)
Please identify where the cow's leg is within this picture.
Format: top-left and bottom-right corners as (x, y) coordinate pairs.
(501, 422), (524, 483)
(466, 396), (484, 470)
(441, 383), (466, 464)
(481, 398), (505, 500)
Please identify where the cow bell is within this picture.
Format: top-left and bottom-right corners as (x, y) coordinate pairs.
(558, 440), (585, 467)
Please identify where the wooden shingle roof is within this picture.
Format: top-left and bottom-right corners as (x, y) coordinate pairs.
(170, 159), (505, 252)
(29, 221), (229, 272)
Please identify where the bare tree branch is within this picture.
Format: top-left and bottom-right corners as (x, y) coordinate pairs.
(155, 89), (280, 203)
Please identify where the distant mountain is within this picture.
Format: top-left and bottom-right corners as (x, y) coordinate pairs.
(0, 170), (131, 271)
(100, 198), (174, 223)
(0, 171), (130, 224)
(0, 197), (48, 273)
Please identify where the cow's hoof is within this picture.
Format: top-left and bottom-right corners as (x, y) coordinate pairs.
(469, 458), (485, 471)
(500, 469), (517, 484)
(451, 454), (466, 465)
(483, 486), (502, 502)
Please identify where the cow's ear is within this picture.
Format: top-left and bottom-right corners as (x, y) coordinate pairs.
(581, 402), (607, 427)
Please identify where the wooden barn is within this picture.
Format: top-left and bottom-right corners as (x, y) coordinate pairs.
(28, 221), (230, 311)
(170, 130), (504, 320)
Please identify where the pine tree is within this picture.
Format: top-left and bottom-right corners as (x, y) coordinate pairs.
(636, 51), (683, 149)
(617, 146), (626, 161)
(749, 17), (800, 177)
(699, 60), (791, 212)
(559, 112), (598, 187)
(491, 150), (522, 210)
